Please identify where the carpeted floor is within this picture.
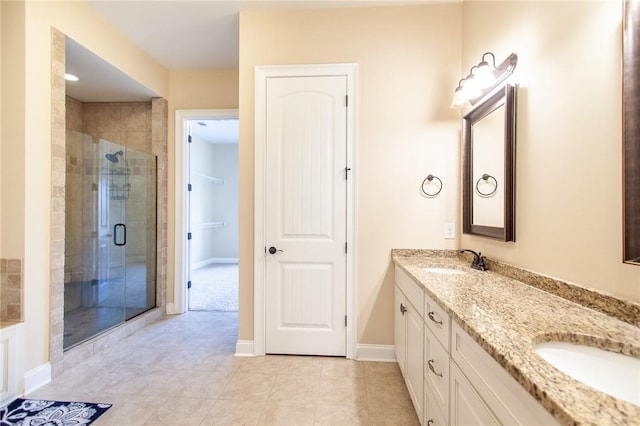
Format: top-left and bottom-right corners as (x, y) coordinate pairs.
(189, 263), (238, 312)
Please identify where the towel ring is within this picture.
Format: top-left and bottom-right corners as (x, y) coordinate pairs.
(476, 173), (498, 197)
(421, 174), (443, 197)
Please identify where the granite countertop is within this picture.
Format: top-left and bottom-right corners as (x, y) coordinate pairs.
(392, 249), (640, 426)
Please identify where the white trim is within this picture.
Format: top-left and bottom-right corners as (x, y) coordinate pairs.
(356, 344), (397, 362)
(165, 302), (177, 315)
(175, 109), (239, 314)
(192, 257), (238, 270)
(234, 340), (256, 357)
(24, 363), (51, 395)
(254, 63), (358, 358)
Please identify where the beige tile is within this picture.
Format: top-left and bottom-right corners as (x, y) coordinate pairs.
(257, 400), (315, 426)
(201, 399), (264, 425)
(366, 376), (414, 410)
(362, 361), (402, 378)
(93, 395), (166, 426)
(238, 355), (286, 374)
(144, 397), (217, 425)
(278, 356), (323, 376)
(321, 357), (364, 378)
(317, 376), (367, 403)
(220, 372), (277, 400)
(179, 371), (232, 399)
(268, 374), (320, 401)
(314, 400), (370, 426)
(368, 406), (420, 426)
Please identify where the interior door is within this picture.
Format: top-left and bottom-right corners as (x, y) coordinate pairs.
(265, 75), (348, 356)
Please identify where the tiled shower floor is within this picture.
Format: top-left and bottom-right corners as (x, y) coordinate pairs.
(30, 311), (419, 425)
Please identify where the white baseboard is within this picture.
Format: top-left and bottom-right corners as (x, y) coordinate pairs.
(356, 344), (396, 362)
(235, 340), (255, 357)
(193, 258), (238, 269)
(24, 363), (51, 395)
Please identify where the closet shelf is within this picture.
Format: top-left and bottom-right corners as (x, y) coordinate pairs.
(192, 172), (224, 184)
(198, 221), (225, 229)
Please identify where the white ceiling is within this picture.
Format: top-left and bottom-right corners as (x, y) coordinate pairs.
(66, 1), (441, 131)
(189, 118), (240, 144)
(86, 1), (438, 70)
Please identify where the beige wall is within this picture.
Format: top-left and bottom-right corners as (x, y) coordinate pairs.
(1, 1), (26, 258)
(238, 4), (463, 344)
(460, 1), (640, 303)
(166, 69), (239, 305)
(12, 0), (169, 374)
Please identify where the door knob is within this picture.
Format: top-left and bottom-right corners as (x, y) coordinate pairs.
(268, 246), (283, 254)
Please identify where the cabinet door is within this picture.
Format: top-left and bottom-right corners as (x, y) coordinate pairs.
(394, 285), (407, 374)
(406, 300), (424, 421)
(450, 362), (500, 426)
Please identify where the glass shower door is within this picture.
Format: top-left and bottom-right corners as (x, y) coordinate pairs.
(63, 133), (156, 350)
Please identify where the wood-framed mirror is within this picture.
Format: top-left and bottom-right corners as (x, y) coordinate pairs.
(462, 84), (516, 241)
(624, 0), (640, 264)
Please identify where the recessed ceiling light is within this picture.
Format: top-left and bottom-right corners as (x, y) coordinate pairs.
(65, 73), (79, 82)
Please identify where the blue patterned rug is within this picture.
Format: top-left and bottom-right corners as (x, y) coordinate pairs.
(0, 398), (111, 425)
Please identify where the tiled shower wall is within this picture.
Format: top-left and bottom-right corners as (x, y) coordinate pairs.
(64, 97), (156, 311)
(0, 259), (23, 323)
(51, 29), (168, 377)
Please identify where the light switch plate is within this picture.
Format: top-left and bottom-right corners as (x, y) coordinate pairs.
(444, 222), (456, 239)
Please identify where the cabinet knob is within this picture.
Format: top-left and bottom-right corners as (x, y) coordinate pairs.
(427, 421), (434, 426)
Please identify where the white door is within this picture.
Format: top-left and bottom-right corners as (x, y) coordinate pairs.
(265, 75), (348, 356)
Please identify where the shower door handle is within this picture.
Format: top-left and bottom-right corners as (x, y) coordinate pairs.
(114, 223), (126, 246)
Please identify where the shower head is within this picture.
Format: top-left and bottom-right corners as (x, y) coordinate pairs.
(105, 150), (124, 163)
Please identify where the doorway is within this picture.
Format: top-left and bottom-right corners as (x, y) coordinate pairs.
(253, 64), (357, 358)
(187, 118), (239, 312)
(174, 109), (239, 315)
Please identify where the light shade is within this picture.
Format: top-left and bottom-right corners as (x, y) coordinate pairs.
(65, 73), (79, 82)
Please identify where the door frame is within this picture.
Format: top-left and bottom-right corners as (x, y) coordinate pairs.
(173, 109), (239, 314)
(254, 63), (358, 358)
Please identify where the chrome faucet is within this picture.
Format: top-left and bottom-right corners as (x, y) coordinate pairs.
(459, 249), (487, 271)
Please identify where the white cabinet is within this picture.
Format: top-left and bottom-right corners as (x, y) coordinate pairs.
(450, 362), (500, 426)
(395, 268), (425, 423)
(450, 321), (559, 425)
(394, 266), (559, 426)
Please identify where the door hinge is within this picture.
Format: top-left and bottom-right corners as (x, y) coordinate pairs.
(345, 95), (349, 107)
(187, 232), (192, 240)
(345, 242), (348, 253)
(188, 134), (192, 143)
(345, 167), (351, 180)
(188, 183), (192, 191)
(345, 315), (348, 326)
(187, 280), (192, 289)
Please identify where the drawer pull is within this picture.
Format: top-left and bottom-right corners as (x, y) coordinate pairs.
(427, 421), (434, 426)
(400, 303), (407, 315)
(428, 359), (443, 377)
(428, 311), (443, 325)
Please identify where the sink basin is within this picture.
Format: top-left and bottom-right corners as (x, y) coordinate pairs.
(422, 267), (466, 275)
(535, 341), (640, 406)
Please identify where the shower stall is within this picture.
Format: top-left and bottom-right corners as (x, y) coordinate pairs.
(64, 130), (157, 350)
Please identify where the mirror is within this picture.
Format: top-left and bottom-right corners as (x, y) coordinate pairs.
(462, 84), (516, 241)
(624, 0), (639, 264)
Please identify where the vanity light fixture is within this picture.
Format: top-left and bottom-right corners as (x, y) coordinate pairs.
(451, 51), (517, 108)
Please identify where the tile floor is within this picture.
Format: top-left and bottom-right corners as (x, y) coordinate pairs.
(27, 311), (420, 425)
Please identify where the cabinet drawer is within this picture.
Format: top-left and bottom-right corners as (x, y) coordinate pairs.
(424, 292), (450, 351)
(395, 267), (424, 318)
(424, 379), (448, 426)
(451, 321), (559, 425)
(424, 326), (449, 415)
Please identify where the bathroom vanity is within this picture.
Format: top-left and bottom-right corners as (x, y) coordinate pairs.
(392, 249), (640, 426)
